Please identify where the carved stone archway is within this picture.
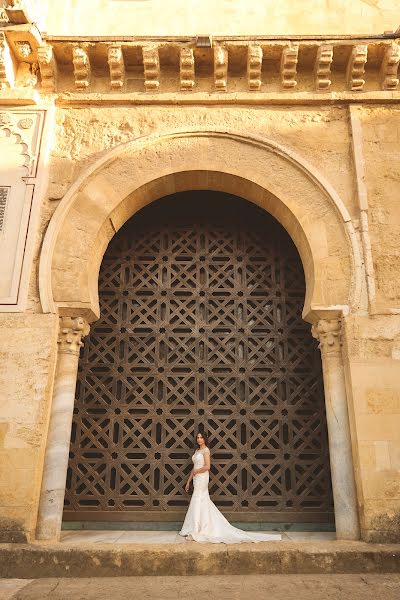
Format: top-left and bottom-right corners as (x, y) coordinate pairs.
(36, 130), (361, 541)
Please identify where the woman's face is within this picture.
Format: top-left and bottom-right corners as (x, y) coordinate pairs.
(196, 433), (204, 446)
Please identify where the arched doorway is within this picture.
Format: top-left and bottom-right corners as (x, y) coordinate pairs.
(63, 191), (334, 525)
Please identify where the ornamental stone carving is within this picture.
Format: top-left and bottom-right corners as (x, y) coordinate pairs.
(72, 45), (91, 89)
(57, 317), (90, 356)
(312, 319), (342, 355)
(314, 44), (333, 90)
(180, 47), (195, 90)
(380, 41), (400, 91)
(108, 45), (125, 90)
(37, 43), (58, 92)
(280, 43), (299, 89)
(142, 46), (160, 91)
(247, 43), (263, 91)
(346, 44), (368, 91)
(214, 45), (228, 91)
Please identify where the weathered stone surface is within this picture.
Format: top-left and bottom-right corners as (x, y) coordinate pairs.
(0, 541), (400, 578)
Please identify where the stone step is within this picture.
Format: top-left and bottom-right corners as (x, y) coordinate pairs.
(0, 542), (399, 578)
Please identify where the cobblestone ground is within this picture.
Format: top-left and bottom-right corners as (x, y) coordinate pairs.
(1, 575), (400, 600)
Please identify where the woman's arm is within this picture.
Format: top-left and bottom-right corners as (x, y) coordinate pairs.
(185, 467), (195, 492)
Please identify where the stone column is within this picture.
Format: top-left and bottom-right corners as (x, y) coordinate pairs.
(36, 316), (89, 541)
(312, 318), (360, 540)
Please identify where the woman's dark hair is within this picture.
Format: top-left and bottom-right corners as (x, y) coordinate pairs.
(195, 429), (209, 448)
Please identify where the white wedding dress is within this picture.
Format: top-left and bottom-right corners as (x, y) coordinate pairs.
(179, 447), (281, 544)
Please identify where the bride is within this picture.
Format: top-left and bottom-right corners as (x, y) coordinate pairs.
(179, 431), (281, 544)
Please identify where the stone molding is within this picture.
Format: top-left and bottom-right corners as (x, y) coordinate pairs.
(312, 319), (342, 355)
(0, 34), (399, 97)
(57, 316), (89, 355)
(38, 128), (361, 322)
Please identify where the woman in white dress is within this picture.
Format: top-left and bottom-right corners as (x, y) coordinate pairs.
(179, 431), (281, 544)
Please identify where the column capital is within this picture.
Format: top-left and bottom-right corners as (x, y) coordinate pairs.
(311, 318), (342, 355)
(57, 316), (90, 356)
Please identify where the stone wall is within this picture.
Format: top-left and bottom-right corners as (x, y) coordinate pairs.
(0, 6), (399, 543)
(37, 0), (400, 37)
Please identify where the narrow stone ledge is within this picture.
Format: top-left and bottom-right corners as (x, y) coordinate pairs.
(0, 542), (399, 578)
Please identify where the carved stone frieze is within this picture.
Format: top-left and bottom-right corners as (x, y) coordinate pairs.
(380, 41), (400, 91)
(57, 317), (90, 356)
(314, 44), (333, 90)
(247, 43), (263, 91)
(37, 43), (58, 92)
(180, 47), (195, 90)
(214, 45), (228, 91)
(346, 44), (368, 91)
(72, 45), (91, 90)
(312, 319), (342, 356)
(108, 45), (125, 90)
(280, 43), (299, 89)
(142, 45), (160, 91)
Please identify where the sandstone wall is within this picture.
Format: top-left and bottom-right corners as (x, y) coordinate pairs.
(38, 0), (400, 37)
(0, 99), (399, 541)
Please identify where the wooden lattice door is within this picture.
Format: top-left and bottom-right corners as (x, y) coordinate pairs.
(64, 192), (334, 523)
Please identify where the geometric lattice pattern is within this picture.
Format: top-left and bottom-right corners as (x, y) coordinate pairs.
(64, 192), (333, 522)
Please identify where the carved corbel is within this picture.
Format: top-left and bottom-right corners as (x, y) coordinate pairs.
(37, 43), (58, 93)
(247, 43), (263, 91)
(346, 44), (368, 91)
(0, 31), (14, 89)
(311, 319), (342, 356)
(280, 43), (299, 89)
(142, 46), (160, 91)
(314, 44), (333, 90)
(380, 41), (400, 91)
(58, 316), (90, 356)
(180, 47), (195, 90)
(214, 45), (228, 91)
(108, 45), (125, 90)
(72, 45), (91, 90)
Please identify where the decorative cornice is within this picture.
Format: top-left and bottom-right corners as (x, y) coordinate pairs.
(312, 319), (342, 356)
(57, 316), (90, 356)
(0, 35), (399, 97)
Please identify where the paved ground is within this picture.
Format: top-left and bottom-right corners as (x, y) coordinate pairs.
(59, 529), (335, 544)
(1, 575), (400, 600)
